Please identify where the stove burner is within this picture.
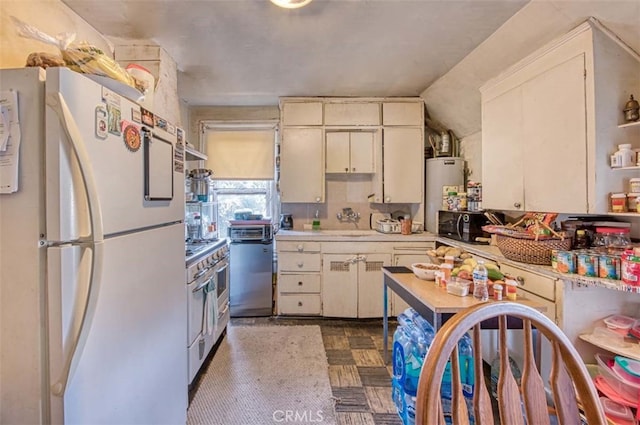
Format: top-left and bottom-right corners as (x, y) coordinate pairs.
(185, 238), (224, 264)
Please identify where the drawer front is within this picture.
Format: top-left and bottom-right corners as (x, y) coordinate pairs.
(278, 241), (321, 253)
(500, 263), (556, 301)
(278, 294), (322, 315)
(279, 274), (321, 293)
(279, 253), (321, 272)
(517, 288), (556, 324)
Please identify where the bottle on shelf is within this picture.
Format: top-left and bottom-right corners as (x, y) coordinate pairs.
(574, 229), (589, 249)
(472, 260), (489, 301)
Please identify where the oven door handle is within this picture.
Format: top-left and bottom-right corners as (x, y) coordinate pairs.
(192, 278), (212, 293)
(218, 302), (230, 319)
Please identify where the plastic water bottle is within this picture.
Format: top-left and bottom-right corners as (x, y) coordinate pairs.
(472, 260), (489, 301)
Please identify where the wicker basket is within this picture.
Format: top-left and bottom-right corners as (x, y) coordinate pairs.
(495, 235), (572, 265)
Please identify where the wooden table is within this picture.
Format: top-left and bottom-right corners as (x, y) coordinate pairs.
(382, 266), (547, 363)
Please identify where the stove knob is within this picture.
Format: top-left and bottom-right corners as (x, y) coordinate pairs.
(197, 263), (203, 271)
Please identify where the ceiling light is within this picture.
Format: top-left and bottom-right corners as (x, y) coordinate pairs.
(270, 0), (313, 9)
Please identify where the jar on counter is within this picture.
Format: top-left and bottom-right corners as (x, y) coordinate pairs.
(627, 194), (640, 213)
(401, 215), (412, 235)
(630, 178), (640, 194)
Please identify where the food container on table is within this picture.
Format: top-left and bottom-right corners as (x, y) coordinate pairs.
(504, 278), (518, 301)
(599, 397), (634, 423)
(411, 263), (439, 280)
(613, 356), (640, 385)
(596, 353), (640, 402)
(556, 250), (576, 273)
(446, 277), (471, 297)
(603, 314), (636, 331)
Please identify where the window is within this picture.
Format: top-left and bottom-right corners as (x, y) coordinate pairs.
(201, 123), (279, 237)
(213, 180), (276, 238)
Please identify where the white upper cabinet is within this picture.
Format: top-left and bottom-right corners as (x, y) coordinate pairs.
(481, 19), (640, 214)
(324, 102), (380, 126)
(326, 131), (375, 174)
(382, 102), (423, 126)
(381, 127), (423, 203)
(279, 128), (324, 203)
(281, 101), (323, 126)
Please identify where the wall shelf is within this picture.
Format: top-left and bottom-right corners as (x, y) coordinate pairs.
(618, 121), (640, 128)
(611, 165), (640, 171)
(579, 333), (640, 361)
(185, 145), (208, 161)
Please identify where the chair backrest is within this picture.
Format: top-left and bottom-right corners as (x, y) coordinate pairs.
(415, 302), (606, 425)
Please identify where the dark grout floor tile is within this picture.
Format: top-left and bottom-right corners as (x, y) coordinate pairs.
(327, 349), (356, 365)
(349, 336), (377, 349)
(332, 386), (371, 413)
(358, 366), (392, 387)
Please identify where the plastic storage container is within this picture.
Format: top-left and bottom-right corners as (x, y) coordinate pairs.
(603, 314), (636, 331)
(592, 227), (632, 253)
(596, 353), (640, 403)
(446, 278), (471, 297)
(600, 397), (634, 424)
(613, 356), (640, 385)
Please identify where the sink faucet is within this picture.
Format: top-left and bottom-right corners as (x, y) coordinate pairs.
(336, 207), (360, 221)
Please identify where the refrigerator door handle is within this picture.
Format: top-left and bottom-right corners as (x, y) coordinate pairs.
(51, 241), (104, 397)
(46, 92), (105, 397)
(46, 92), (104, 243)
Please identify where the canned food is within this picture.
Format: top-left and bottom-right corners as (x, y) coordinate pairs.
(576, 252), (598, 277)
(551, 249), (558, 270)
(556, 250), (576, 274)
(599, 254), (621, 280)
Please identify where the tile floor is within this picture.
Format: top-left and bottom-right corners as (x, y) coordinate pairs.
(230, 317), (402, 425)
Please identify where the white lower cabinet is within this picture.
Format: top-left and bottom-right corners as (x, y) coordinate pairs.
(277, 242), (322, 316)
(322, 253), (391, 318)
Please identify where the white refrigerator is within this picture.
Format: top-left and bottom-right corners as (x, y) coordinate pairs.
(424, 157), (465, 234)
(0, 68), (187, 424)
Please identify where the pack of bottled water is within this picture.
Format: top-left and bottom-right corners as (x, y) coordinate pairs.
(391, 308), (475, 425)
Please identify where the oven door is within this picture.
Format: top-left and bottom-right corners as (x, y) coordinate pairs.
(214, 257), (230, 339)
(187, 267), (215, 348)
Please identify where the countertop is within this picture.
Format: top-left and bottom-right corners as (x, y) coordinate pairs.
(275, 229), (637, 293)
(275, 229), (436, 242)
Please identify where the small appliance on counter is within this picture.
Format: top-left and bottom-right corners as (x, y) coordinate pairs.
(438, 210), (505, 244)
(280, 213), (293, 230)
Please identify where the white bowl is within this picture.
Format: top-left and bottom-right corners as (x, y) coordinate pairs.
(411, 262), (439, 280)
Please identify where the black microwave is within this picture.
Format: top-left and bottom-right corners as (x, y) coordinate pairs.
(437, 210), (504, 244)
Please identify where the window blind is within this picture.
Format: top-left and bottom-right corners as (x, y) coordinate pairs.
(204, 129), (275, 180)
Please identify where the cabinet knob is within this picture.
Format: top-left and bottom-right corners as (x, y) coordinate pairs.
(352, 167), (356, 172)
(298, 301), (303, 307)
(517, 276), (525, 286)
(297, 244), (303, 252)
(345, 167), (349, 172)
(514, 202), (522, 208)
(298, 281), (303, 286)
(385, 196), (391, 202)
(315, 197), (321, 203)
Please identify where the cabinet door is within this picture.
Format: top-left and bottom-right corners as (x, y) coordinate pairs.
(324, 103), (380, 126)
(482, 86), (525, 211)
(322, 254), (358, 318)
(382, 128), (423, 203)
(382, 102), (423, 126)
(350, 131), (375, 173)
(522, 54), (587, 213)
(280, 128), (324, 203)
(326, 132), (350, 173)
(357, 253), (392, 318)
(281, 102), (323, 126)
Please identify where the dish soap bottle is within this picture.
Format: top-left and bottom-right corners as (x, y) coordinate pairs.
(312, 210), (320, 231)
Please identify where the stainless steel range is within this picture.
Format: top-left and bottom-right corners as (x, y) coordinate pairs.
(185, 238), (229, 386)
